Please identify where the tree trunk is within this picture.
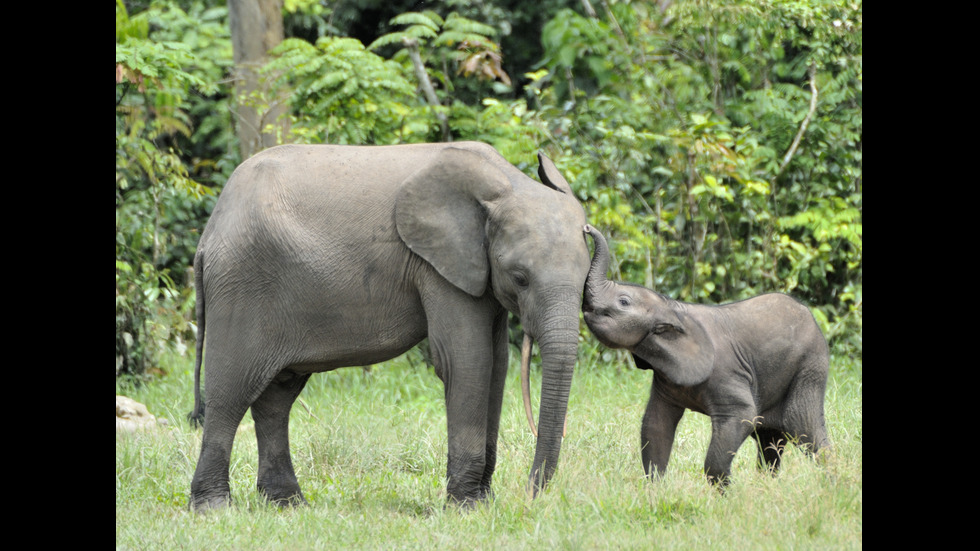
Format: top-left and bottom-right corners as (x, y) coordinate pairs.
(228, 0), (289, 160)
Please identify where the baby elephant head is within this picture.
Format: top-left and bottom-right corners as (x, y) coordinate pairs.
(582, 225), (715, 386)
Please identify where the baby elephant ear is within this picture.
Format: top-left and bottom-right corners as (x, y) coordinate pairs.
(395, 147), (511, 297)
(635, 311), (715, 386)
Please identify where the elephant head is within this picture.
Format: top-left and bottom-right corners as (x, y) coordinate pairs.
(582, 225), (715, 386)
(395, 145), (590, 495)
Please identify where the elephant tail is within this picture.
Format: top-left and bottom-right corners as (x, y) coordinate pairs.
(187, 249), (206, 428)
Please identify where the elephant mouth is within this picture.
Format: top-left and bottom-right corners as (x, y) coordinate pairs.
(582, 309), (609, 333)
(582, 311), (611, 340)
(583, 311), (639, 351)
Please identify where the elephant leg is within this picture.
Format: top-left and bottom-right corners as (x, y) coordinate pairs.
(640, 378), (685, 478)
(750, 427), (786, 475)
(252, 369), (312, 506)
(478, 308), (510, 499)
(425, 292), (497, 506)
(189, 384), (252, 511)
(781, 369), (832, 458)
(703, 405), (758, 488)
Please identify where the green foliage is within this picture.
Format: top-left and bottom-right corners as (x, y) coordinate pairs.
(368, 12), (443, 49)
(539, 8), (622, 98)
(532, 0), (861, 353)
(273, 8), (529, 150)
(114, 0), (862, 374)
(267, 37), (424, 144)
(116, 0), (229, 379)
(370, 10), (514, 99)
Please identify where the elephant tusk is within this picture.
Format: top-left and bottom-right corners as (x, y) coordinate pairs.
(521, 333), (537, 437)
(520, 332), (567, 438)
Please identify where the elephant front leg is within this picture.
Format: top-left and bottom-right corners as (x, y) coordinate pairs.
(640, 380), (685, 478)
(426, 296), (499, 506)
(704, 407), (758, 488)
(441, 350), (495, 506)
(252, 370), (312, 506)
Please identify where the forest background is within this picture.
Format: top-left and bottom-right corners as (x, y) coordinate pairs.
(115, 0), (861, 382)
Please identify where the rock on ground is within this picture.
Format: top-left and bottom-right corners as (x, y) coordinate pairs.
(116, 395), (167, 432)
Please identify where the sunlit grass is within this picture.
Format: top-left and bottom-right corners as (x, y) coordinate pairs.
(116, 345), (861, 550)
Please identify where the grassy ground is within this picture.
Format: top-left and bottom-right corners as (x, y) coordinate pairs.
(116, 342), (862, 550)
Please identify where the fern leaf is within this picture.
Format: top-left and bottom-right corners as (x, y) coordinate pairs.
(367, 31), (408, 51)
(433, 31), (492, 48)
(405, 25), (439, 41)
(443, 13), (496, 37)
(389, 12), (441, 32)
(318, 36), (365, 53)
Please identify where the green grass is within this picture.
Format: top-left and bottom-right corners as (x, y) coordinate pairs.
(116, 344), (862, 550)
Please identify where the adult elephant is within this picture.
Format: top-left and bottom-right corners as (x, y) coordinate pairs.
(187, 142), (591, 511)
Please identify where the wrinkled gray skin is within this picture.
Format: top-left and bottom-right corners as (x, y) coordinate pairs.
(582, 226), (830, 487)
(188, 142), (590, 510)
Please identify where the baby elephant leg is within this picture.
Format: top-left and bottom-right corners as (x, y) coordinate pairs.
(639, 383), (685, 478)
(704, 408), (758, 488)
(781, 368), (832, 458)
(751, 427), (786, 475)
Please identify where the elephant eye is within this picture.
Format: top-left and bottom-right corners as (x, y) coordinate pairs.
(513, 272), (529, 288)
(618, 296), (631, 307)
(652, 323), (675, 335)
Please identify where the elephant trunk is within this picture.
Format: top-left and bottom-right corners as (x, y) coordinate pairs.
(521, 334), (567, 438)
(525, 313), (580, 496)
(584, 225), (612, 309)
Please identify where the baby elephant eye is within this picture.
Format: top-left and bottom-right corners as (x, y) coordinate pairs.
(652, 323), (673, 335)
(618, 296), (631, 307)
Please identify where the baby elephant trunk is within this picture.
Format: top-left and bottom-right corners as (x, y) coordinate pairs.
(583, 225), (611, 309)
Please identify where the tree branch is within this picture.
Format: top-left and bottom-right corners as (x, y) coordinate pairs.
(580, 0), (598, 18)
(402, 37), (450, 141)
(773, 63), (818, 183)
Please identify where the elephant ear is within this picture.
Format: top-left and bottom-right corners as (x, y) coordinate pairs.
(633, 309), (715, 386)
(537, 152), (574, 195)
(395, 147), (511, 297)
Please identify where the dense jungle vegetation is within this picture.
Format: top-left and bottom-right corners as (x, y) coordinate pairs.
(115, 0), (862, 380)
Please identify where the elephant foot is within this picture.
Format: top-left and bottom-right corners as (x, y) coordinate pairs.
(189, 493), (231, 513)
(259, 485), (307, 508)
(705, 472), (733, 494)
(266, 494), (308, 508)
(445, 493), (490, 511)
(444, 481), (493, 510)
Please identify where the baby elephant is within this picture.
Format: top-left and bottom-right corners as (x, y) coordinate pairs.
(581, 225), (830, 486)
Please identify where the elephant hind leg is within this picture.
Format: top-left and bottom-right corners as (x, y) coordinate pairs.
(190, 400), (251, 511)
(252, 369), (312, 506)
(781, 370), (832, 458)
(751, 427), (786, 475)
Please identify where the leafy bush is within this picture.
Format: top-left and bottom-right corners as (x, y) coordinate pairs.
(115, 0), (228, 380)
(533, 0), (861, 354)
